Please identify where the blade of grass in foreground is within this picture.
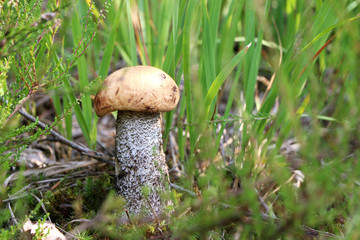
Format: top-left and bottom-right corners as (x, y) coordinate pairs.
(204, 43), (251, 119)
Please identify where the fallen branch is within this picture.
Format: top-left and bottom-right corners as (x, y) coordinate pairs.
(18, 107), (115, 166)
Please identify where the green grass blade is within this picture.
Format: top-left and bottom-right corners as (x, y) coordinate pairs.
(163, 2), (185, 148)
(54, 53), (91, 146)
(52, 46), (72, 140)
(215, 65), (242, 150)
(125, 0), (138, 66)
(201, 0), (216, 92)
(300, 14), (360, 53)
(98, 1), (124, 78)
(217, 0), (244, 72)
(152, 0), (172, 67)
(245, 31), (262, 113)
(177, 91), (187, 163)
(204, 43), (251, 119)
(163, 67), (183, 148)
(140, 0), (153, 64)
(71, 8), (93, 147)
(51, 89), (64, 134)
(63, 94), (73, 140)
(208, 0), (221, 42)
(183, 0), (197, 152)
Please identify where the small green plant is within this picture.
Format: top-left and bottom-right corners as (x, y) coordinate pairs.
(75, 230), (94, 240)
(33, 213), (51, 240)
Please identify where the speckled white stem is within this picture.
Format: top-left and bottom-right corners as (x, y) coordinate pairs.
(115, 111), (170, 216)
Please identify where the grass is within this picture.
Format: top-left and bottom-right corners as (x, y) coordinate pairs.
(1, 0), (360, 239)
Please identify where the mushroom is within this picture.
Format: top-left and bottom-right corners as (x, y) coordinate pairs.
(94, 66), (179, 216)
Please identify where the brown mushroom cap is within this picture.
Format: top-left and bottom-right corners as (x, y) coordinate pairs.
(94, 66), (180, 117)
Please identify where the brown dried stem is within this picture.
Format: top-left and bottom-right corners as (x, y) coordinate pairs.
(17, 107), (115, 166)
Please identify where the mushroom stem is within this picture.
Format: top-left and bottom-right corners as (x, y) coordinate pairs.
(115, 111), (170, 216)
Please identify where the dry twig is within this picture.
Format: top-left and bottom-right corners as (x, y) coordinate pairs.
(18, 107), (115, 166)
